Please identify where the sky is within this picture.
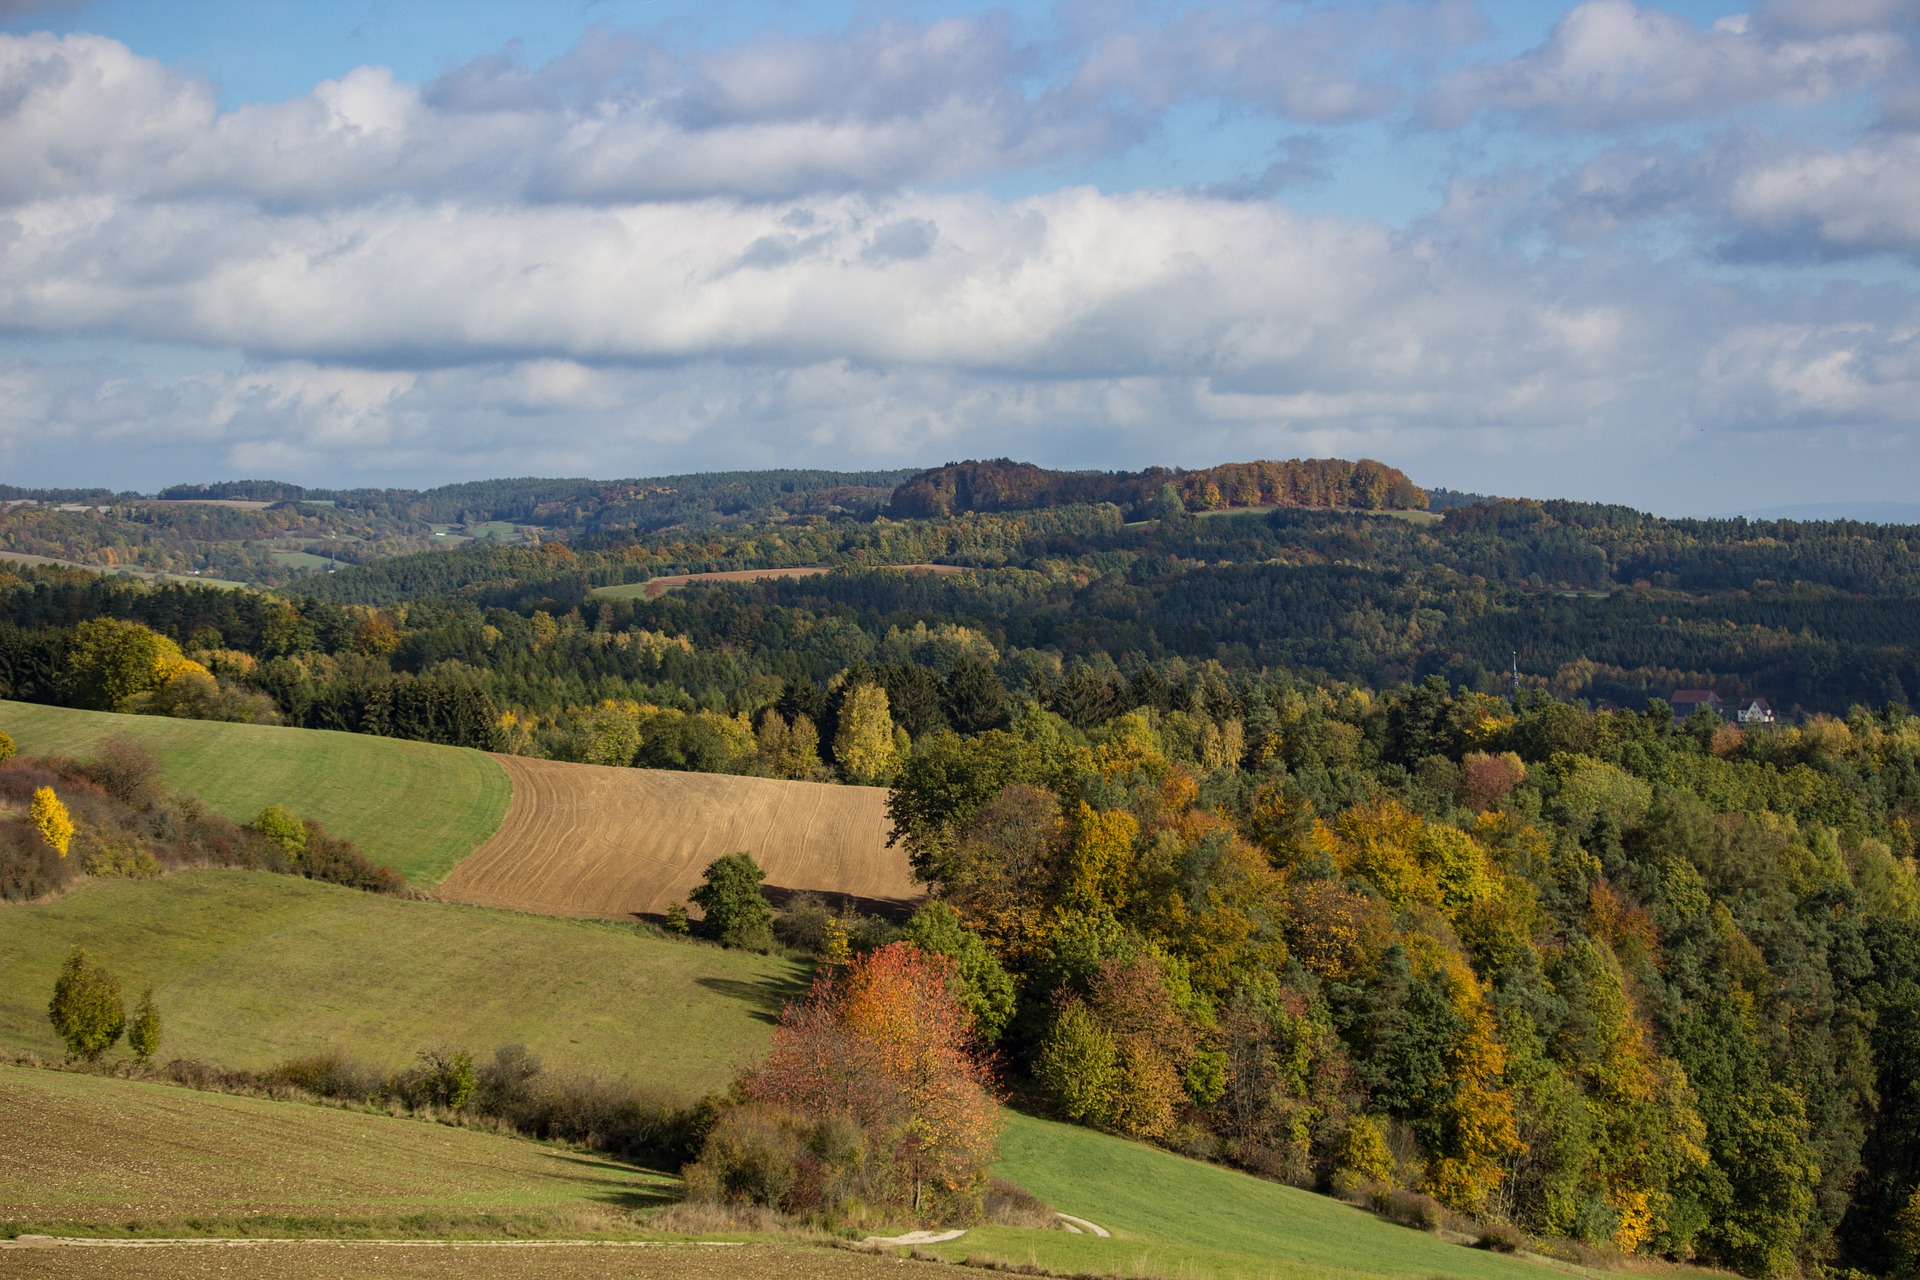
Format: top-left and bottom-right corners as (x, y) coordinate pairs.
(1, 0), (1916, 513)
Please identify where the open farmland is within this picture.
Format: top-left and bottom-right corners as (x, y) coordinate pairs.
(933, 1114), (1576, 1280)
(0, 1242), (945, 1280)
(438, 755), (919, 919)
(0, 872), (802, 1085)
(0, 702), (510, 885)
(593, 562), (968, 600)
(0, 1066), (673, 1231)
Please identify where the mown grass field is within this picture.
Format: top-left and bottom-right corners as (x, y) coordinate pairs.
(0, 701), (510, 885)
(0, 872), (804, 1087)
(930, 1114), (1584, 1280)
(0, 1065), (674, 1230)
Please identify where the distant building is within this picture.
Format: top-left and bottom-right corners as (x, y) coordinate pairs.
(1732, 698), (1775, 725)
(1671, 690), (1724, 718)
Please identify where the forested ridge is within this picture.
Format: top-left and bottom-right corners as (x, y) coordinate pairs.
(6, 473), (1920, 1273)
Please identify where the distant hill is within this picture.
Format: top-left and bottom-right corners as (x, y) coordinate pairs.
(1721, 500), (1920, 524)
(886, 457), (1426, 518)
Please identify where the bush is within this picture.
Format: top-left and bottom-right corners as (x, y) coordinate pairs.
(0, 819), (76, 901)
(82, 738), (161, 808)
(1369, 1186), (1446, 1232)
(30, 786), (73, 857)
(272, 1051), (382, 1099)
(1477, 1222), (1526, 1253)
(47, 946), (125, 1061)
(127, 986), (162, 1062)
(689, 852), (774, 950)
(251, 805), (308, 855)
(774, 892), (834, 952)
(683, 1104), (881, 1221)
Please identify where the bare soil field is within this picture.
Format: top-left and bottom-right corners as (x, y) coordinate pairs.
(437, 756), (921, 920)
(595, 563), (969, 600)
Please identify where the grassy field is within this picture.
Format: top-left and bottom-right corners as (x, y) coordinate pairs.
(0, 872), (804, 1087)
(0, 1242), (939, 1280)
(440, 755), (914, 920)
(928, 1114), (1583, 1280)
(0, 1065), (675, 1231)
(0, 702), (510, 885)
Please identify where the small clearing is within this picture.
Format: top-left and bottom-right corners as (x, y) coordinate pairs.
(438, 755), (919, 919)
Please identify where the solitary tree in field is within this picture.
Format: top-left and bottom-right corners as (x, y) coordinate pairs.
(127, 986), (162, 1063)
(0, 728), (14, 761)
(30, 786), (73, 857)
(48, 947), (125, 1061)
(689, 852), (774, 949)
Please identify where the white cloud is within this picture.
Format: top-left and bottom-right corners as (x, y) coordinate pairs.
(1431, 0), (1912, 129)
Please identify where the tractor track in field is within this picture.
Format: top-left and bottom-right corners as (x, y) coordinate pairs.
(436, 755), (921, 921)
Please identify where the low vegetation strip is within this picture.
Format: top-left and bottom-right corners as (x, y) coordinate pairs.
(0, 701), (510, 885)
(925, 1114), (1566, 1280)
(0, 872), (803, 1085)
(437, 755), (919, 920)
(0, 1066), (673, 1228)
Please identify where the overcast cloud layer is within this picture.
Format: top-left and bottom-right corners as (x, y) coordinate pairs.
(2, 1), (1918, 511)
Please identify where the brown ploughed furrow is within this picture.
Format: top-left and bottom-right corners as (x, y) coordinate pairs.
(436, 755), (920, 919)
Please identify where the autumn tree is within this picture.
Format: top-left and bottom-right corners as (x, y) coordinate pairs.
(48, 947), (124, 1061)
(61, 617), (194, 711)
(834, 683), (901, 784)
(251, 805), (308, 856)
(31, 786), (73, 857)
(744, 942), (1001, 1211)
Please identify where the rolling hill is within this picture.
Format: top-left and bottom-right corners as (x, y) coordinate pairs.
(0, 702), (510, 886)
(0, 872), (802, 1087)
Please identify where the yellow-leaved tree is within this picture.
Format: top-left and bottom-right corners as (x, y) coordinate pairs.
(31, 786), (74, 857)
(834, 684), (900, 784)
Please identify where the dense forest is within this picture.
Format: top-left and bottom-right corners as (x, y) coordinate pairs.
(6, 460), (1920, 1274)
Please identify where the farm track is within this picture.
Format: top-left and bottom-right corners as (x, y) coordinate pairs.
(437, 756), (921, 920)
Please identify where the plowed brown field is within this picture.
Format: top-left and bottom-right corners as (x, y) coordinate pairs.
(436, 756), (920, 919)
(593, 563), (970, 600)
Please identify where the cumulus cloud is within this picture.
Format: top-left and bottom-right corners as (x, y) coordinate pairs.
(0, 12), (1451, 211)
(1, 8), (1918, 508)
(1544, 132), (1920, 260)
(1431, 0), (1913, 129)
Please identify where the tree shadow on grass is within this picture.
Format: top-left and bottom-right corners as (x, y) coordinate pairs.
(694, 971), (812, 1025)
(543, 1152), (680, 1210)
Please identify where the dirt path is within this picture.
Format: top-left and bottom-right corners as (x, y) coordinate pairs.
(437, 756), (921, 919)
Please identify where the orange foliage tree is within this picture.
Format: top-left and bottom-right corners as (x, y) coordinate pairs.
(745, 942), (1002, 1210)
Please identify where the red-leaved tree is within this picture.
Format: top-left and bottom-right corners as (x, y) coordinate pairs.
(745, 942), (1002, 1210)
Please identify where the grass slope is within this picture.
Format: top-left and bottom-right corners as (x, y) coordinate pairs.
(0, 701), (510, 885)
(0, 1065), (674, 1231)
(929, 1114), (1581, 1280)
(0, 872), (803, 1088)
